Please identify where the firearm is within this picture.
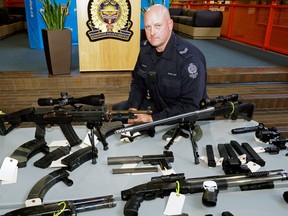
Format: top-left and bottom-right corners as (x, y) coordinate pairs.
(107, 151), (174, 170)
(4, 195), (116, 216)
(114, 98), (254, 135)
(0, 92), (151, 150)
(115, 96), (253, 165)
(121, 169), (288, 216)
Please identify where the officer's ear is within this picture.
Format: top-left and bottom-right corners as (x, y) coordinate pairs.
(168, 19), (173, 31)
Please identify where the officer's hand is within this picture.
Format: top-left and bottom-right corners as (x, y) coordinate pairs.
(128, 114), (153, 124)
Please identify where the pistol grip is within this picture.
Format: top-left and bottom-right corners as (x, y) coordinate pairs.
(123, 194), (144, 216)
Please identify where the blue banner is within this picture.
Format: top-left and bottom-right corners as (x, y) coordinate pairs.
(24, 0), (78, 49)
(24, 0), (169, 49)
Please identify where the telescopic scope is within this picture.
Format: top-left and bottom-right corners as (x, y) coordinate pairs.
(37, 93), (105, 107)
(200, 94), (238, 108)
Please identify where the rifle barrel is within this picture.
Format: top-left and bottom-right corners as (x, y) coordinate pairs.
(114, 107), (215, 134)
(187, 169), (288, 188)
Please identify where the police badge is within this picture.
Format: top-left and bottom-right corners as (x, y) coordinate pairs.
(86, 0), (133, 42)
(187, 63), (198, 79)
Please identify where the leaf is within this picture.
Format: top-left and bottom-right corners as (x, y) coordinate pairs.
(39, 0), (70, 30)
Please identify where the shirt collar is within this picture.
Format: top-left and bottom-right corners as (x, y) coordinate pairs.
(161, 32), (176, 60)
(144, 32), (176, 61)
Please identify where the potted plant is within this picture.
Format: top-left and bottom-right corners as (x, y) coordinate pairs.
(39, 0), (72, 75)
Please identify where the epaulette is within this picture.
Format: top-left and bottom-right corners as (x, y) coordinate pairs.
(176, 43), (193, 59)
(140, 40), (149, 47)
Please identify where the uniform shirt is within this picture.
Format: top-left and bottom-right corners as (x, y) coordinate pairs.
(127, 32), (207, 121)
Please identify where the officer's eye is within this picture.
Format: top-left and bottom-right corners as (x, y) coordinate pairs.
(155, 24), (162, 29)
(145, 26), (152, 31)
(144, 24), (162, 31)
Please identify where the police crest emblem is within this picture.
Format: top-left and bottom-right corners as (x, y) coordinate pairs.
(86, 0), (133, 42)
(187, 63), (198, 79)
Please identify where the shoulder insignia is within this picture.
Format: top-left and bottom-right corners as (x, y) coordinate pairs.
(177, 44), (193, 59)
(179, 47), (188, 55)
(187, 63), (198, 79)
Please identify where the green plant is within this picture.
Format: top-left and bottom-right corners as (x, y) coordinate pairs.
(39, 0), (71, 30)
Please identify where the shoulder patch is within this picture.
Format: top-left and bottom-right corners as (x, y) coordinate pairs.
(177, 44), (193, 59)
(187, 63), (198, 79)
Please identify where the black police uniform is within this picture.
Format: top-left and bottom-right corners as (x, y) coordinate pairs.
(126, 32), (207, 121)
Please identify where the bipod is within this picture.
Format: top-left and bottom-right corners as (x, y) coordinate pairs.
(86, 121), (109, 151)
(86, 122), (100, 165)
(164, 121), (200, 164)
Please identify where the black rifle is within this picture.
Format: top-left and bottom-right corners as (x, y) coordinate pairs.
(4, 195), (116, 215)
(115, 98), (254, 165)
(0, 92), (151, 150)
(121, 169), (288, 216)
(115, 98), (254, 135)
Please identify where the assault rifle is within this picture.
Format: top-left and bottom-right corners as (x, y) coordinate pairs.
(121, 169), (288, 216)
(0, 92), (151, 150)
(4, 195), (116, 216)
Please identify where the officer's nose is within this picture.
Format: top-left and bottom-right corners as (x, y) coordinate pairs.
(150, 27), (156, 36)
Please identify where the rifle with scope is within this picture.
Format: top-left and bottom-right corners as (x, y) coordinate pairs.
(0, 92), (151, 149)
(115, 94), (254, 164)
(121, 169), (288, 216)
(114, 94), (254, 135)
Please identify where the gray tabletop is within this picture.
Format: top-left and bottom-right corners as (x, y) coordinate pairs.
(0, 119), (287, 215)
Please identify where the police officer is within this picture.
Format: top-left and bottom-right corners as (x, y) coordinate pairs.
(113, 4), (207, 124)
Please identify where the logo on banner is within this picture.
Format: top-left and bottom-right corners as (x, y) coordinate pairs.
(86, 0), (133, 42)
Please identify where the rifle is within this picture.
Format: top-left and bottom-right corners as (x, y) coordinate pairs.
(114, 99), (254, 135)
(4, 195), (116, 216)
(115, 96), (254, 165)
(0, 92), (151, 150)
(121, 169), (288, 216)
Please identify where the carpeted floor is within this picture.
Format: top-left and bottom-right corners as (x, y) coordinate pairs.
(0, 30), (287, 72)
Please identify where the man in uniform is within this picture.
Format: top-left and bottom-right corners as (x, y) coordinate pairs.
(113, 4), (207, 124)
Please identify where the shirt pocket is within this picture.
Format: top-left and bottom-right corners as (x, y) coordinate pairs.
(160, 76), (181, 99)
(137, 67), (149, 79)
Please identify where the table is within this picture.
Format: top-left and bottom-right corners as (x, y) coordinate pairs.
(0, 119), (287, 215)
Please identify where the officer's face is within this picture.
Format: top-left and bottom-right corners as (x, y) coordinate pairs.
(144, 7), (173, 52)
